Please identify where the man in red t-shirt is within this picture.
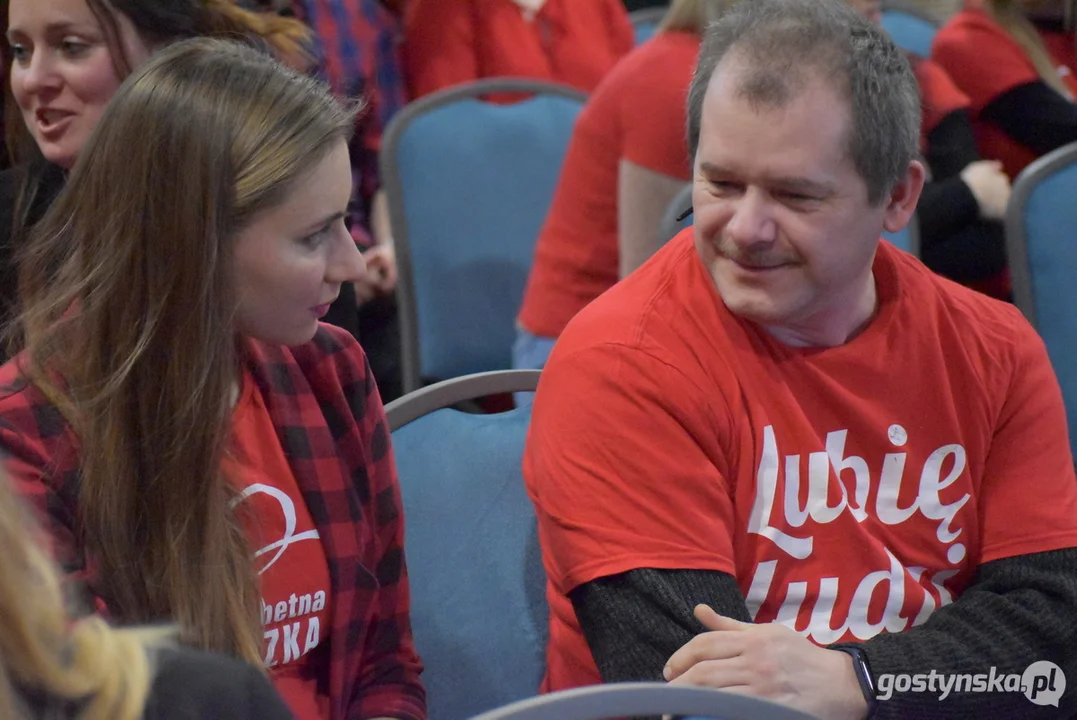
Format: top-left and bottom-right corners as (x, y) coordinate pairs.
(525, 1), (1077, 718)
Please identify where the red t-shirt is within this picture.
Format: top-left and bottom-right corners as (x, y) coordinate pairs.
(224, 373), (333, 720)
(517, 30), (698, 339)
(932, 8), (1077, 178)
(524, 232), (1077, 691)
(403, 0), (634, 99)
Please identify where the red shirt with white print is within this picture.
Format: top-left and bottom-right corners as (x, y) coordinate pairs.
(225, 371), (333, 720)
(525, 233), (1077, 691)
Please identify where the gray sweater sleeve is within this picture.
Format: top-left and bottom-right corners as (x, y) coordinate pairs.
(570, 547), (1077, 718)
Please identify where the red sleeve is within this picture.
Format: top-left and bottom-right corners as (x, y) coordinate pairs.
(978, 311), (1077, 564)
(620, 48), (693, 179)
(348, 349), (426, 720)
(525, 342), (737, 596)
(932, 12), (1040, 114)
(402, 0), (478, 99)
(913, 57), (971, 136)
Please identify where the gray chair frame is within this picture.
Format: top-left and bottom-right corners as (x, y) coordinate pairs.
(658, 183), (693, 246)
(1004, 141), (1077, 327)
(467, 682), (818, 720)
(385, 369), (542, 431)
(380, 78), (588, 394)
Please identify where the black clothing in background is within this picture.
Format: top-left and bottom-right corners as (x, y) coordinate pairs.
(982, 80), (1077, 158)
(0, 160), (65, 362)
(917, 110), (1008, 285)
(21, 645), (295, 720)
(622, 0), (667, 11)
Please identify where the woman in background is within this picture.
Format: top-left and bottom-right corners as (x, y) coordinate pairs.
(851, 0), (1014, 298)
(402, 0), (634, 99)
(0, 37), (424, 720)
(515, 0), (735, 371)
(0, 465), (293, 720)
(0, 0), (312, 358)
(933, 0), (1077, 179)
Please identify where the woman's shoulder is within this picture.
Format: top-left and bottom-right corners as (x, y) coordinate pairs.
(143, 646), (292, 720)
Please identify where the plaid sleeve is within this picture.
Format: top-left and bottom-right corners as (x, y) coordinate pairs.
(346, 350), (425, 720)
(0, 381), (99, 615)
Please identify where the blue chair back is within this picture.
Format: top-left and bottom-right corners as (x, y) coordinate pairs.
(467, 682), (819, 720)
(882, 217), (919, 255)
(381, 79), (587, 392)
(658, 184), (693, 245)
(880, 8), (938, 57)
(630, 7), (666, 45)
(1006, 141), (1077, 454)
(386, 371), (547, 720)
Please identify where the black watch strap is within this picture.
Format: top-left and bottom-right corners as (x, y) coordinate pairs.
(833, 645), (878, 719)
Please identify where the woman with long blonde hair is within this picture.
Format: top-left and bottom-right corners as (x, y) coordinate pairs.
(0, 463), (293, 720)
(0, 36), (424, 720)
(933, 0), (1077, 179)
(515, 0), (740, 372)
(0, 0), (312, 360)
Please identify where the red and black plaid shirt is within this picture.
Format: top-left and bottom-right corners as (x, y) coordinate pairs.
(0, 325), (425, 720)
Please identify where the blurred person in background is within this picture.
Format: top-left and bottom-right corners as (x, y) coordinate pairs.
(291, 0), (406, 400)
(933, 0), (1077, 180)
(402, 0), (634, 99)
(515, 0), (738, 372)
(852, 0), (1013, 299)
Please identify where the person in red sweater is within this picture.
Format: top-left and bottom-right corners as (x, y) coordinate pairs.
(402, 0), (634, 99)
(515, 0), (736, 371)
(525, 1), (1077, 717)
(933, 0), (1077, 180)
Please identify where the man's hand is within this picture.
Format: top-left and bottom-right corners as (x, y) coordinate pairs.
(354, 244), (398, 304)
(664, 605), (868, 720)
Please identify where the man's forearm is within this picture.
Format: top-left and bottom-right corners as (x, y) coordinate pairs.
(833, 547), (1077, 719)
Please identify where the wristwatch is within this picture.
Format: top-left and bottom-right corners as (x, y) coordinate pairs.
(833, 646), (878, 719)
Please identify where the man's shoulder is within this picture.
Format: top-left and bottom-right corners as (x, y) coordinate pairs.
(550, 233), (734, 398)
(887, 247), (1035, 362)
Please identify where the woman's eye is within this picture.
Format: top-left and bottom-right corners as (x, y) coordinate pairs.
(61, 39), (90, 57)
(9, 43), (29, 63)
